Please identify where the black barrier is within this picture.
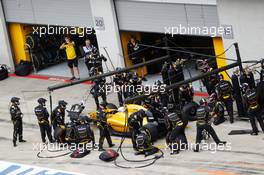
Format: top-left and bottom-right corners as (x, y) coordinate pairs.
(124, 62), (239, 103)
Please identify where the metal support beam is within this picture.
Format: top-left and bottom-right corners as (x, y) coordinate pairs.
(234, 42), (243, 72)
(48, 55), (170, 91)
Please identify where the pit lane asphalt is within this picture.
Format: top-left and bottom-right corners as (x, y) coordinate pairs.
(0, 76), (264, 175)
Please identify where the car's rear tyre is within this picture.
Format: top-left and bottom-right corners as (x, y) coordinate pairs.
(143, 122), (159, 142)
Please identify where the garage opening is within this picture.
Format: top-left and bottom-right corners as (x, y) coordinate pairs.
(120, 31), (221, 91)
(8, 23), (97, 78)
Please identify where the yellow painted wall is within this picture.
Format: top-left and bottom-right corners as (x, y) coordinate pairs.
(8, 23), (33, 65)
(213, 37), (229, 80)
(120, 31), (147, 76)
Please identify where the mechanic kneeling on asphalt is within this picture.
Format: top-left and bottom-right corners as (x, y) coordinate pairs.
(69, 116), (96, 158)
(128, 109), (145, 150)
(215, 75), (234, 123)
(10, 97), (26, 147)
(97, 102), (115, 151)
(34, 98), (54, 143)
(134, 127), (159, 157)
(165, 112), (187, 155)
(194, 98), (226, 152)
(208, 93), (226, 125)
(242, 83), (264, 135)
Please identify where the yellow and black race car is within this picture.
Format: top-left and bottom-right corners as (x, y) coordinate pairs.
(88, 103), (167, 142)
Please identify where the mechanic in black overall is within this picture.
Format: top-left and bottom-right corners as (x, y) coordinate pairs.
(90, 69), (107, 110)
(113, 67), (126, 106)
(208, 93), (226, 125)
(70, 116), (96, 158)
(128, 109), (145, 150)
(10, 97), (26, 147)
(51, 100), (67, 130)
(215, 75), (234, 123)
(97, 102), (115, 151)
(194, 98), (226, 152)
(165, 112), (187, 155)
(178, 84), (194, 108)
(242, 83), (264, 135)
(34, 98), (54, 143)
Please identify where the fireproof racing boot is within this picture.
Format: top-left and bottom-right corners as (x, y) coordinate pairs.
(251, 132), (258, 136)
(70, 77), (76, 81)
(109, 144), (115, 148)
(98, 148), (106, 152)
(193, 149), (199, 152)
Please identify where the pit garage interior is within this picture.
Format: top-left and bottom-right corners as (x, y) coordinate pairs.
(2, 0), (96, 78)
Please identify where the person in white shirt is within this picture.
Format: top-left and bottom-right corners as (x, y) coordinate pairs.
(83, 39), (98, 75)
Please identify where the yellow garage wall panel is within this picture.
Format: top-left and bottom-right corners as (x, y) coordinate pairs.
(9, 23), (32, 64)
(120, 31), (147, 76)
(213, 37), (229, 80)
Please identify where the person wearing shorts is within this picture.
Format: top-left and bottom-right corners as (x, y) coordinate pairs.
(60, 36), (80, 80)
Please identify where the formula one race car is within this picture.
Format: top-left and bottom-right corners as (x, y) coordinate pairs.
(88, 103), (167, 142)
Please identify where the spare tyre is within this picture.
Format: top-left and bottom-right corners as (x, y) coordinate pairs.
(142, 122), (159, 142)
(182, 101), (199, 122)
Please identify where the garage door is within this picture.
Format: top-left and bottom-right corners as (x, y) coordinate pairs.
(2, 0), (93, 27)
(115, 0), (219, 35)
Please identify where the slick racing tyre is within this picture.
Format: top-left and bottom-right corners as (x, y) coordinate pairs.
(142, 122), (159, 142)
(182, 101), (199, 122)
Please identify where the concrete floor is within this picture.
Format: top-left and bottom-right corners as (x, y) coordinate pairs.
(36, 59), (90, 78)
(0, 76), (264, 175)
